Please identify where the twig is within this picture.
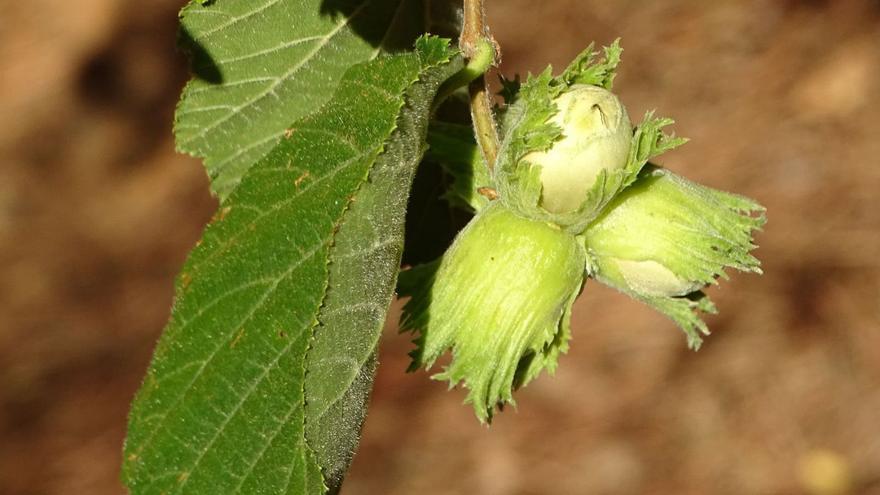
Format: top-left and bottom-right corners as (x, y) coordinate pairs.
(460, 0), (500, 172)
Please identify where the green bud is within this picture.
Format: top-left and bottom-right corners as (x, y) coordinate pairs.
(400, 203), (586, 422)
(583, 167), (765, 348)
(524, 85), (632, 214)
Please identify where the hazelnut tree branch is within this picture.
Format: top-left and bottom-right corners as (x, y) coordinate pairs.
(460, 0), (500, 172)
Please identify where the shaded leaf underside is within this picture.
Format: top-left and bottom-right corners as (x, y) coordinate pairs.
(303, 46), (462, 492)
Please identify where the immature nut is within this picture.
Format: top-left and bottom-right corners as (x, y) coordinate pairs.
(524, 84), (632, 214)
(401, 203), (586, 422)
(615, 259), (702, 297)
(583, 168), (764, 299)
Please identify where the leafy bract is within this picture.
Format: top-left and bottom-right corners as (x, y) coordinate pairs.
(425, 121), (492, 212)
(175, 0), (457, 199)
(123, 38), (458, 495)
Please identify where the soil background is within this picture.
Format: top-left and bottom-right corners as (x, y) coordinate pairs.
(1, 1), (879, 494)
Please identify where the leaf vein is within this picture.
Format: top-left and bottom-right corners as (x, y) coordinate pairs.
(187, 77), (276, 97)
(208, 133), (281, 172)
(199, 0), (285, 38)
(332, 236), (396, 261)
(215, 35), (326, 65)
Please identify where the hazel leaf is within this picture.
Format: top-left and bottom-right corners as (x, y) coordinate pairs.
(123, 38), (459, 495)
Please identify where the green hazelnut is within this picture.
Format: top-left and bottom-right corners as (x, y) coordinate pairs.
(524, 85), (632, 214)
(584, 167), (763, 297)
(401, 203), (586, 422)
(582, 167), (764, 347)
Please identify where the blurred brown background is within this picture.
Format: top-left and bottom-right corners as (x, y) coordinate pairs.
(1, 0), (879, 494)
